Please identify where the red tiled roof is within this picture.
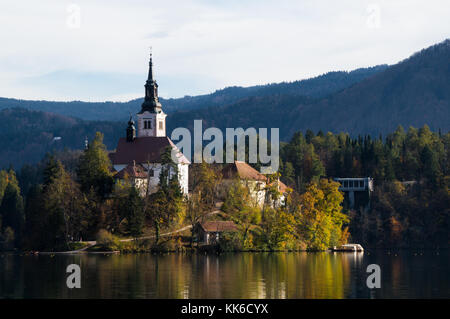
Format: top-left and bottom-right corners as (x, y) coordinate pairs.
(199, 221), (238, 232)
(111, 136), (189, 165)
(269, 180), (289, 193)
(222, 161), (267, 181)
(222, 161), (290, 193)
(115, 163), (148, 179)
(278, 181), (289, 193)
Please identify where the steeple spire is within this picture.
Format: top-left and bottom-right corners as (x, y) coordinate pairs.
(140, 47), (162, 114)
(136, 48), (167, 138)
(147, 47), (154, 82)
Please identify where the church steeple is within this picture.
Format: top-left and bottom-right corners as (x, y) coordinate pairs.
(147, 50), (155, 83)
(136, 49), (167, 138)
(140, 50), (162, 114)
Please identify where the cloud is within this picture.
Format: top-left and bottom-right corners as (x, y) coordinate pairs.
(145, 30), (171, 39)
(0, 0), (449, 101)
(19, 70), (142, 101)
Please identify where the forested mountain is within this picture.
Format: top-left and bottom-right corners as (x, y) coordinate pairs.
(0, 65), (387, 121)
(160, 65), (388, 112)
(168, 40), (450, 139)
(0, 98), (138, 123)
(0, 108), (123, 168)
(285, 39), (450, 137)
(0, 40), (449, 168)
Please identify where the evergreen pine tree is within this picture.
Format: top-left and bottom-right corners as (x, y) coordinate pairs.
(77, 132), (114, 198)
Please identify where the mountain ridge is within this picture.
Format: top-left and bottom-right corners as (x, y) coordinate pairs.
(168, 39), (450, 139)
(0, 65), (388, 121)
(0, 39), (449, 168)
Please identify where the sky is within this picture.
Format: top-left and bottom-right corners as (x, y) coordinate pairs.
(0, 0), (449, 102)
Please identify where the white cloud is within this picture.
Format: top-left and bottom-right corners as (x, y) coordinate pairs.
(0, 0), (449, 101)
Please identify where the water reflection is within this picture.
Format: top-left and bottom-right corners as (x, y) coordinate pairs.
(0, 251), (447, 299)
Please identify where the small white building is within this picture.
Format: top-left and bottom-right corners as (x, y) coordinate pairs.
(333, 177), (374, 208)
(109, 54), (190, 195)
(220, 161), (289, 208)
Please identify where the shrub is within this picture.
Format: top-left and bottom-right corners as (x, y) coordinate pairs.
(0, 227), (15, 251)
(96, 229), (120, 251)
(218, 231), (242, 252)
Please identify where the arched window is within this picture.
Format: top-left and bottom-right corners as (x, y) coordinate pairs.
(144, 120), (152, 129)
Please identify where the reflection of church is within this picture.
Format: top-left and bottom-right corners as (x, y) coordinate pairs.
(109, 54), (189, 195)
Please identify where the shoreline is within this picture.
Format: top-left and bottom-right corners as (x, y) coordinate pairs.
(9, 247), (446, 256)
(37, 250), (121, 255)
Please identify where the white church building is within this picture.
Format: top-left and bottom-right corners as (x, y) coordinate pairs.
(109, 54), (190, 195)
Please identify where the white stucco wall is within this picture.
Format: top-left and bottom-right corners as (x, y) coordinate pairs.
(137, 111), (167, 137)
(115, 162), (189, 196)
(219, 179), (266, 208)
(243, 180), (266, 208)
(142, 163), (163, 194)
(178, 163), (189, 195)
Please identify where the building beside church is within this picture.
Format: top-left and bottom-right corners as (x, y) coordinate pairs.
(109, 54), (190, 195)
(220, 161), (289, 208)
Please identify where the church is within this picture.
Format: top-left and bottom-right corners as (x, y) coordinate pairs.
(109, 54), (190, 196)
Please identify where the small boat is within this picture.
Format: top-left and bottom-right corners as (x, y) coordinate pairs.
(331, 244), (364, 252)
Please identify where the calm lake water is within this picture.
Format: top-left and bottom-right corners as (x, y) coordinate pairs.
(0, 251), (448, 299)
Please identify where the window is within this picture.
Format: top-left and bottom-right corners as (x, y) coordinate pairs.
(149, 169), (154, 177)
(159, 121), (163, 130)
(144, 120), (152, 129)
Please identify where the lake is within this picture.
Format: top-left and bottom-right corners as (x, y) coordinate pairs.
(0, 250), (448, 298)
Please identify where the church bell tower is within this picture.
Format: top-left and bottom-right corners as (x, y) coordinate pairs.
(126, 115), (136, 142)
(137, 51), (167, 137)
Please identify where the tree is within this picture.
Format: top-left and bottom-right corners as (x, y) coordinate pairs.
(17, 163), (43, 197)
(293, 180), (348, 250)
(280, 161), (295, 187)
(0, 227), (15, 251)
(0, 170), (9, 203)
(0, 182), (24, 248)
(121, 186), (145, 238)
(0, 169), (20, 203)
(23, 185), (44, 249)
(315, 179), (348, 246)
(185, 162), (221, 246)
(185, 192), (206, 246)
(260, 208), (295, 250)
(77, 132), (114, 198)
(42, 160), (85, 249)
(145, 148), (185, 245)
(43, 155), (60, 191)
(420, 145), (442, 188)
(145, 189), (172, 245)
(282, 132), (324, 191)
(190, 162), (221, 208)
(222, 180), (261, 248)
